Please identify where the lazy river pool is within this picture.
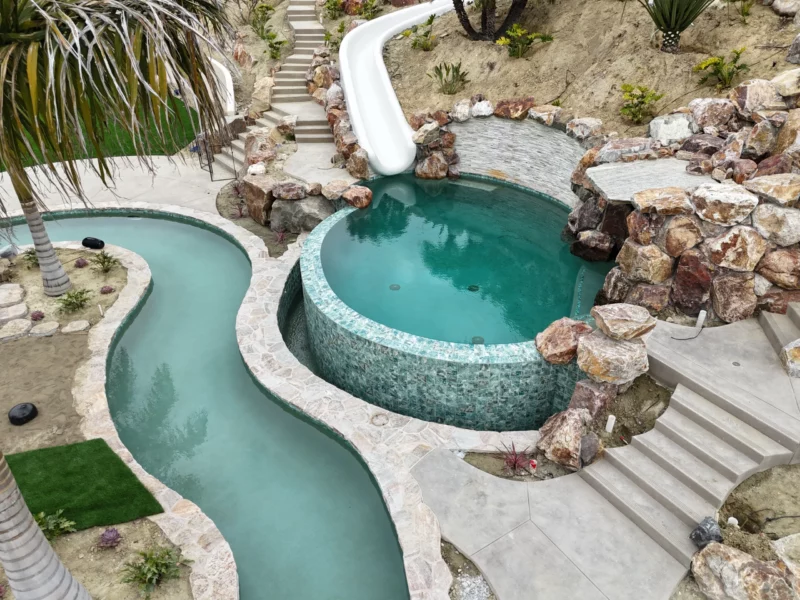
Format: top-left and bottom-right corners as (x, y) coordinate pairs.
(10, 214), (408, 600)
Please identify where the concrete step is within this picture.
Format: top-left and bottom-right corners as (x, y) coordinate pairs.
(288, 13), (318, 21)
(275, 76), (307, 85)
(670, 385), (794, 466)
(648, 343), (800, 450)
(285, 54), (313, 64)
(633, 429), (733, 507)
(213, 152), (240, 178)
(231, 139), (246, 155)
(270, 106), (289, 118)
(296, 133), (335, 143)
(580, 460), (696, 567)
(273, 84), (308, 93)
(605, 446), (716, 528)
(655, 407), (759, 483)
(296, 124), (333, 135)
(788, 303), (800, 330)
(272, 94), (312, 102)
(255, 114), (281, 128)
(759, 311), (800, 355)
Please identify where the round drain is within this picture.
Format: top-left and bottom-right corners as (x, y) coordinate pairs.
(472, 336), (485, 345)
(389, 284), (401, 291)
(468, 285), (480, 292)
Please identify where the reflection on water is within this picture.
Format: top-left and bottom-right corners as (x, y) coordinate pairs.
(322, 174), (611, 344)
(109, 350), (208, 500)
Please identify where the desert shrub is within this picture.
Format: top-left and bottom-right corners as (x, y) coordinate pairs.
(619, 84), (664, 124)
(57, 289), (91, 313)
(495, 23), (552, 58)
(403, 15), (437, 51)
(34, 510), (76, 541)
(324, 0), (344, 18)
(90, 250), (120, 274)
(98, 527), (122, 549)
(694, 48), (749, 89)
(122, 547), (191, 599)
(251, 2), (274, 39)
(21, 248), (38, 268)
(356, 0), (381, 20)
(428, 62), (470, 95)
(325, 21), (347, 51)
(638, 0), (716, 53)
(265, 30), (287, 59)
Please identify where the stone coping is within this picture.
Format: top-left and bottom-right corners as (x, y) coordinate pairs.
(10, 203), (541, 600)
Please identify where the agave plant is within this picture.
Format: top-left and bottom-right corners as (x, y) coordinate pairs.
(0, 0), (230, 297)
(638, 0), (715, 53)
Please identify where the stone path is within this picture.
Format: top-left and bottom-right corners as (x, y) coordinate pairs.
(586, 158), (712, 202)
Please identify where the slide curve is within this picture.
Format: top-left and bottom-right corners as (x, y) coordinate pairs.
(339, 0), (455, 176)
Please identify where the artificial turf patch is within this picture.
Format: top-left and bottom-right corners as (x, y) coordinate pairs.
(6, 438), (163, 531)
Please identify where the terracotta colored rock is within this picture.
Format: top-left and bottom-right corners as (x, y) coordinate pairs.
(754, 154), (793, 178)
(493, 97), (536, 120)
(534, 317), (593, 364)
(272, 182), (306, 201)
(429, 110), (450, 127)
(744, 174), (800, 207)
(776, 109), (800, 155)
(412, 122), (440, 145)
(728, 79), (787, 120)
(731, 158), (758, 184)
(627, 212), (666, 246)
(671, 249), (714, 317)
(680, 134), (725, 156)
(567, 196), (606, 234)
(712, 271), (757, 322)
(691, 183), (759, 225)
(757, 248), (800, 289)
(577, 330), (649, 384)
(743, 120), (778, 160)
(590, 303), (656, 340)
(599, 203), (632, 250)
(241, 175), (276, 226)
(566, 118), (603, 141)
(347, 148), (369, 180)
(571, 146), (601, 191)
(688, 98), (736, 129)
(616, 240), (674, 284)
(632, 187), (693, 216)
(692, 543), (798, 600)
(595, 138), (655, 164)
(626, 283), (672, 314)
(602, 267), (635, 303)
(707, 226), (767, 272)
(568, 380), (618, 419)
(232, 37), (253, 68)
(536, 408), (591, 470)
(321, 180), (351, 200)
(570, 230), (614, 262)
(441, 131), (456, 148)
(313, 65), (339, 90)
(752, 204), (800, 247)
(415, 152), (448, 180)
(336, 131), (359, 160)
(342, 186), (373, 209)
(659, 215), (703, 257)
(758, 289), (800, 314)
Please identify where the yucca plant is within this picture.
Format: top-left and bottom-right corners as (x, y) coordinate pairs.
(638, 0), (715, 53)
(428, 62), (470, 95)
(0, 0), (229, 299)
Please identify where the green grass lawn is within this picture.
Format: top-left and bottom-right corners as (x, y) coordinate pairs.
(7, 439), (164, 530)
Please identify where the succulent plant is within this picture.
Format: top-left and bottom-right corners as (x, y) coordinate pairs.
(98, 527), (122, 549)
(100, 286), (115, 295)
(74, 257), (89, 268)
(30, 311), (45, 322)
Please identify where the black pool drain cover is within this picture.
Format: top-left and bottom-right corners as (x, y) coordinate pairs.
(9, 403), (38, 426)
(389, 284), (401, 291)
(468, 285), (480, 292)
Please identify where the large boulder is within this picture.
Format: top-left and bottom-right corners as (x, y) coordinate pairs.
(312, 64), (340, 89)
(590, 304), (656, 340)
(788, 34), (800, 64)
(493, 97), (536, 119)
(272, 181), (306, 200)
(712, 271), (757, 322)
(707, 226), (768, 272)
(566, 117), (603, 141)
(322, 180), (351, 200)
(270, 197), (335, 233)
(626, 283), (672, 314)
(616, 240), (674, 284)
(570, 230), (614, 262)
(752, 204), (800, 246)
(412, 122), (440, 145)
(688, 98), (736, 129)
(632, 187), (693, 215)
(534, 317), (593, 364)
(568, 196), (606, 234)
(568, 380), (618, 419)
(743, 174), (800, 207)
(732, 158), (758, 184)
(648, 113), (698, 145)
(471, 100), (494, 118)
(250, 76), (275, 114)
(659, 215), (704, 257)
(772, 0), (800, 15)
(691, 183), (759, 226)
(577, 330), (649, 384)
(241, 175), (276, 226)
(536, 408), (591, 470)
(754, 154), (793, 178)
(601, 267), (635, 303)
(599, 203), (632, 250)
(627, 212), (666, 245)
(347, 148), (369, 180)
(743, 120), (779, 160)
(595, 138), (654, 164)
(757, 248), (800, 289)
(692, 542), (799, 600)
(451, 99), (471, 123)
(342, 186), (373, 209)
(671, 249), (714, 317)
(728, 80), (787, 120)
(243, 127), (277, 166)
(325, 83), (345, 109)
(776, 109), (800, 155)
(415, 152), (449, 179)
(528, 105), (572, 130)
(680, 134), (725, 156)
(772, 68), (800, 96)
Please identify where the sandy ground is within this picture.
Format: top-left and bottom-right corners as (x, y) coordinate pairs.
(0, 335), (88, 455)
(7, 249), (127, 326)
(442, 541), (496, 600)
(384, 0), (795, 134)
(0, 520), (192, 600)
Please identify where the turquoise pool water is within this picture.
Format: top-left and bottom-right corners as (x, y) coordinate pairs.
(11, 216), (408, 600)
(321, 175), (610, 345)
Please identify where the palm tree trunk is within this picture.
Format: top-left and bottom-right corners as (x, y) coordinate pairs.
(494, 0), (528, 39)
(10, 169), (72, 297)
(0, 452), (91, 600)
(453, 0), (482, 40)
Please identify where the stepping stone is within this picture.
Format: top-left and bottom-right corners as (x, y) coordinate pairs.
(0, 284), (24, 308)
(0, 303), (27, 325)
(62, 320), (90, 334)
(30, 322), (60, 338)
(586, 158), (712, 203)
(0, 319), (32, 343)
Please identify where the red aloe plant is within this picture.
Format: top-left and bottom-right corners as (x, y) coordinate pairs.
(500, 442), (530, 475)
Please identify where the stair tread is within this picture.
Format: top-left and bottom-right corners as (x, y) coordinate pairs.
(656, 408), (758, 480)
(671, 385), (792, 462)
(759, 312), (800, 354)
(634, 429), (732, 506)
(606, 446), (716, 526)
(787, 303), (800, 330)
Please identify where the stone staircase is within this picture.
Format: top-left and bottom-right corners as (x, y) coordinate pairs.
(211, 0), (333, 178)
(579, 320), (800, 569)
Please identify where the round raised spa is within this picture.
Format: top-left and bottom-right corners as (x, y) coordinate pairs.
(300, 174), (610, 431)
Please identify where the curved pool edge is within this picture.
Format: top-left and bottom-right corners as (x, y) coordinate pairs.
(13, 202), (541, 600)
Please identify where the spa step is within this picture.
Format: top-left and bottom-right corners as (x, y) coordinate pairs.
(787, 303), (800, 330)
(580, 460), (697, 567)
(759, 311), (800, 355)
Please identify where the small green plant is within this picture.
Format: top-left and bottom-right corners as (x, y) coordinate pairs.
(495, 24), (553, 58)
(57, 288), (91, 313)
(34, 510), (76, 541)
(403, 15), (437, 51)
(428, 62), (470, 95)
(694, 48), (749, 89)
(265, 30), (287, 59)
(90, 250), (120, 274)
(122, 547), (191, 599)
(356, 0), (381, 20)
(619, 83), (664, 124)
(324, 0), (344, 19)
(551, 99), (562, 107)
(725, 0), (754, 22)
(251, 2), (274, 39)
(21, 248), (39, 268)
(325, 21), (347, 51)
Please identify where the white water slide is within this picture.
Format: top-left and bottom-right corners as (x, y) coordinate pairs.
(339, 0), (455, 175)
